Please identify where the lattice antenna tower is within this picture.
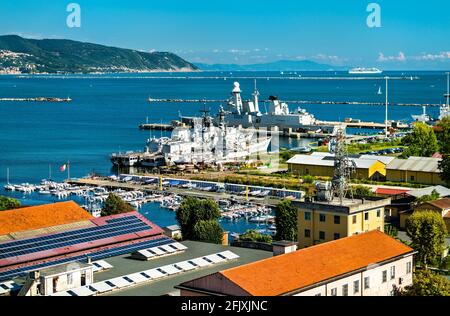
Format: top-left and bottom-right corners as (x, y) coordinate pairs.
(331, 127), (356, 204)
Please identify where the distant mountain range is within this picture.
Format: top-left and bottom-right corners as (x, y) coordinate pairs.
(195, 60), (347, 71)
(0, 35), (198, 74)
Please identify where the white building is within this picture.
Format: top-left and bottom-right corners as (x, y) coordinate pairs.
(18, 262), (93, 296)
(177, 231), (415, 296)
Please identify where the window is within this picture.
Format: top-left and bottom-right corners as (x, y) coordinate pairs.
(304, 229), (311, 238)
(342, 284), (348, 296)
(333, 233), (340, 240)
(67, 273), (73, 285)
(406, 262), (412, 274)
(353, 280), (360, 294)
(390, 266), (396, 280)
(364, 277), (370, 289)
(352, 215), (357, 224)
(364, 212), (369, 221)
(382, 270), (387, 283)
(330, 288), (337, 296)
(319, 231), (325, 240)
(334, 215), (340, 224)
(410, 175), (415, 182)
(304, 212), (311, 221)
(319, 214), (326, 222)
(376, 209), (381, 217)
(305, 168), (310, 175)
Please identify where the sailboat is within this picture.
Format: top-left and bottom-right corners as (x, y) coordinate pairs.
(4, 168), (15, 191)
(377, 86), (382, 95)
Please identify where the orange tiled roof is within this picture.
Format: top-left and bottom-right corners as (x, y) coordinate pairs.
(425, 198), (450, 210)
(0, 201), (93, 235)
(220, 231), (413, 296)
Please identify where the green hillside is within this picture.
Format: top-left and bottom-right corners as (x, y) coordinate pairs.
(0, 35), (197, 74)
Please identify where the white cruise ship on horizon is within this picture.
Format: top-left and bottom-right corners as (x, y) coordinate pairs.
(348, 67), (383, 74)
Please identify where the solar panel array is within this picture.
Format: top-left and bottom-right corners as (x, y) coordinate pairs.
(0, 236), (173, 282)
(0, 215), (151, 260)
(51, 250), (240, 296)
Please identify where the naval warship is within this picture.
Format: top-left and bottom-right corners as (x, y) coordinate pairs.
(111, 110), (271, 168)
(212, 81), (336, 134)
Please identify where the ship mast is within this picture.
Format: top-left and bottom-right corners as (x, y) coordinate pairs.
(252, 79), (260, 113)
(384, 76), (389, 138)
(446, 72), (449, 107)
(232, 82), (243, 114)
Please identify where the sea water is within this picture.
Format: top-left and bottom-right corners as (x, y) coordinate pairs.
(0, 71), (446, 233)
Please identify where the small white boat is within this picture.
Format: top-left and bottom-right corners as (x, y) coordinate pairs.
(4, 184), (15, 191)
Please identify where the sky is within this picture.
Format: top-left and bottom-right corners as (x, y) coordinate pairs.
(0, 0), (449, 69)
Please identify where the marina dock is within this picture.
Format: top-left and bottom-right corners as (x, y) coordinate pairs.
(66, 177), (286, 207)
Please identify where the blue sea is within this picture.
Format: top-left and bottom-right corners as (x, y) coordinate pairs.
(0, 71), (447, 233)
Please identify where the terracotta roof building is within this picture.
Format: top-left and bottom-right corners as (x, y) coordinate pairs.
(0, 201), (94, 236)
(400, 197), (450, 232)
(177, 231), (415, 296)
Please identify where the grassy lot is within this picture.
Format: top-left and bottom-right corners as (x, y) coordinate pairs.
(316, 139), (404, 155)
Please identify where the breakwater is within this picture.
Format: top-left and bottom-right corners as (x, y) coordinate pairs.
(0, 97), (72, 102)
(147, 98), (441, 107)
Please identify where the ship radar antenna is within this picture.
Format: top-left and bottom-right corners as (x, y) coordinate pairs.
(330, 127), (356, 205)
(446, 72), (449, 107)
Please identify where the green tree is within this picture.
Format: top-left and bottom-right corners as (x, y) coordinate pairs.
(192, 220), (223, 244)
(351, 185), (375, 198)
(401, 122), (439, 158)
(274, 200), (298, 242)
(101, 193), (135, 216)
(175, 197), (223, 243)
(436, 118), (450, 186)
(406, 211), (447, 267)
(435, 117), (450, 154)
(439, 155), (450, 187)
(240, 229), (273, 243)
(0, 195), (21, 211)
(415, 189), (440, 204)
(402, 269), (450, 296)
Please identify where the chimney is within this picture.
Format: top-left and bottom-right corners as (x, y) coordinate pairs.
(222, 231), (229, 246)
(272, 241), (298, 256)
(30, 270), (40, 280)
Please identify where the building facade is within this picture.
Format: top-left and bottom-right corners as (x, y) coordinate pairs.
(177, 231), (415, 296)
(294, 198), (391, 248)
(386, 156), (445, 185)
(287, 153), (393, 181)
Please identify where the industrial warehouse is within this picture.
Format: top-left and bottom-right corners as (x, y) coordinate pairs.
(287, 153), (444, 185)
